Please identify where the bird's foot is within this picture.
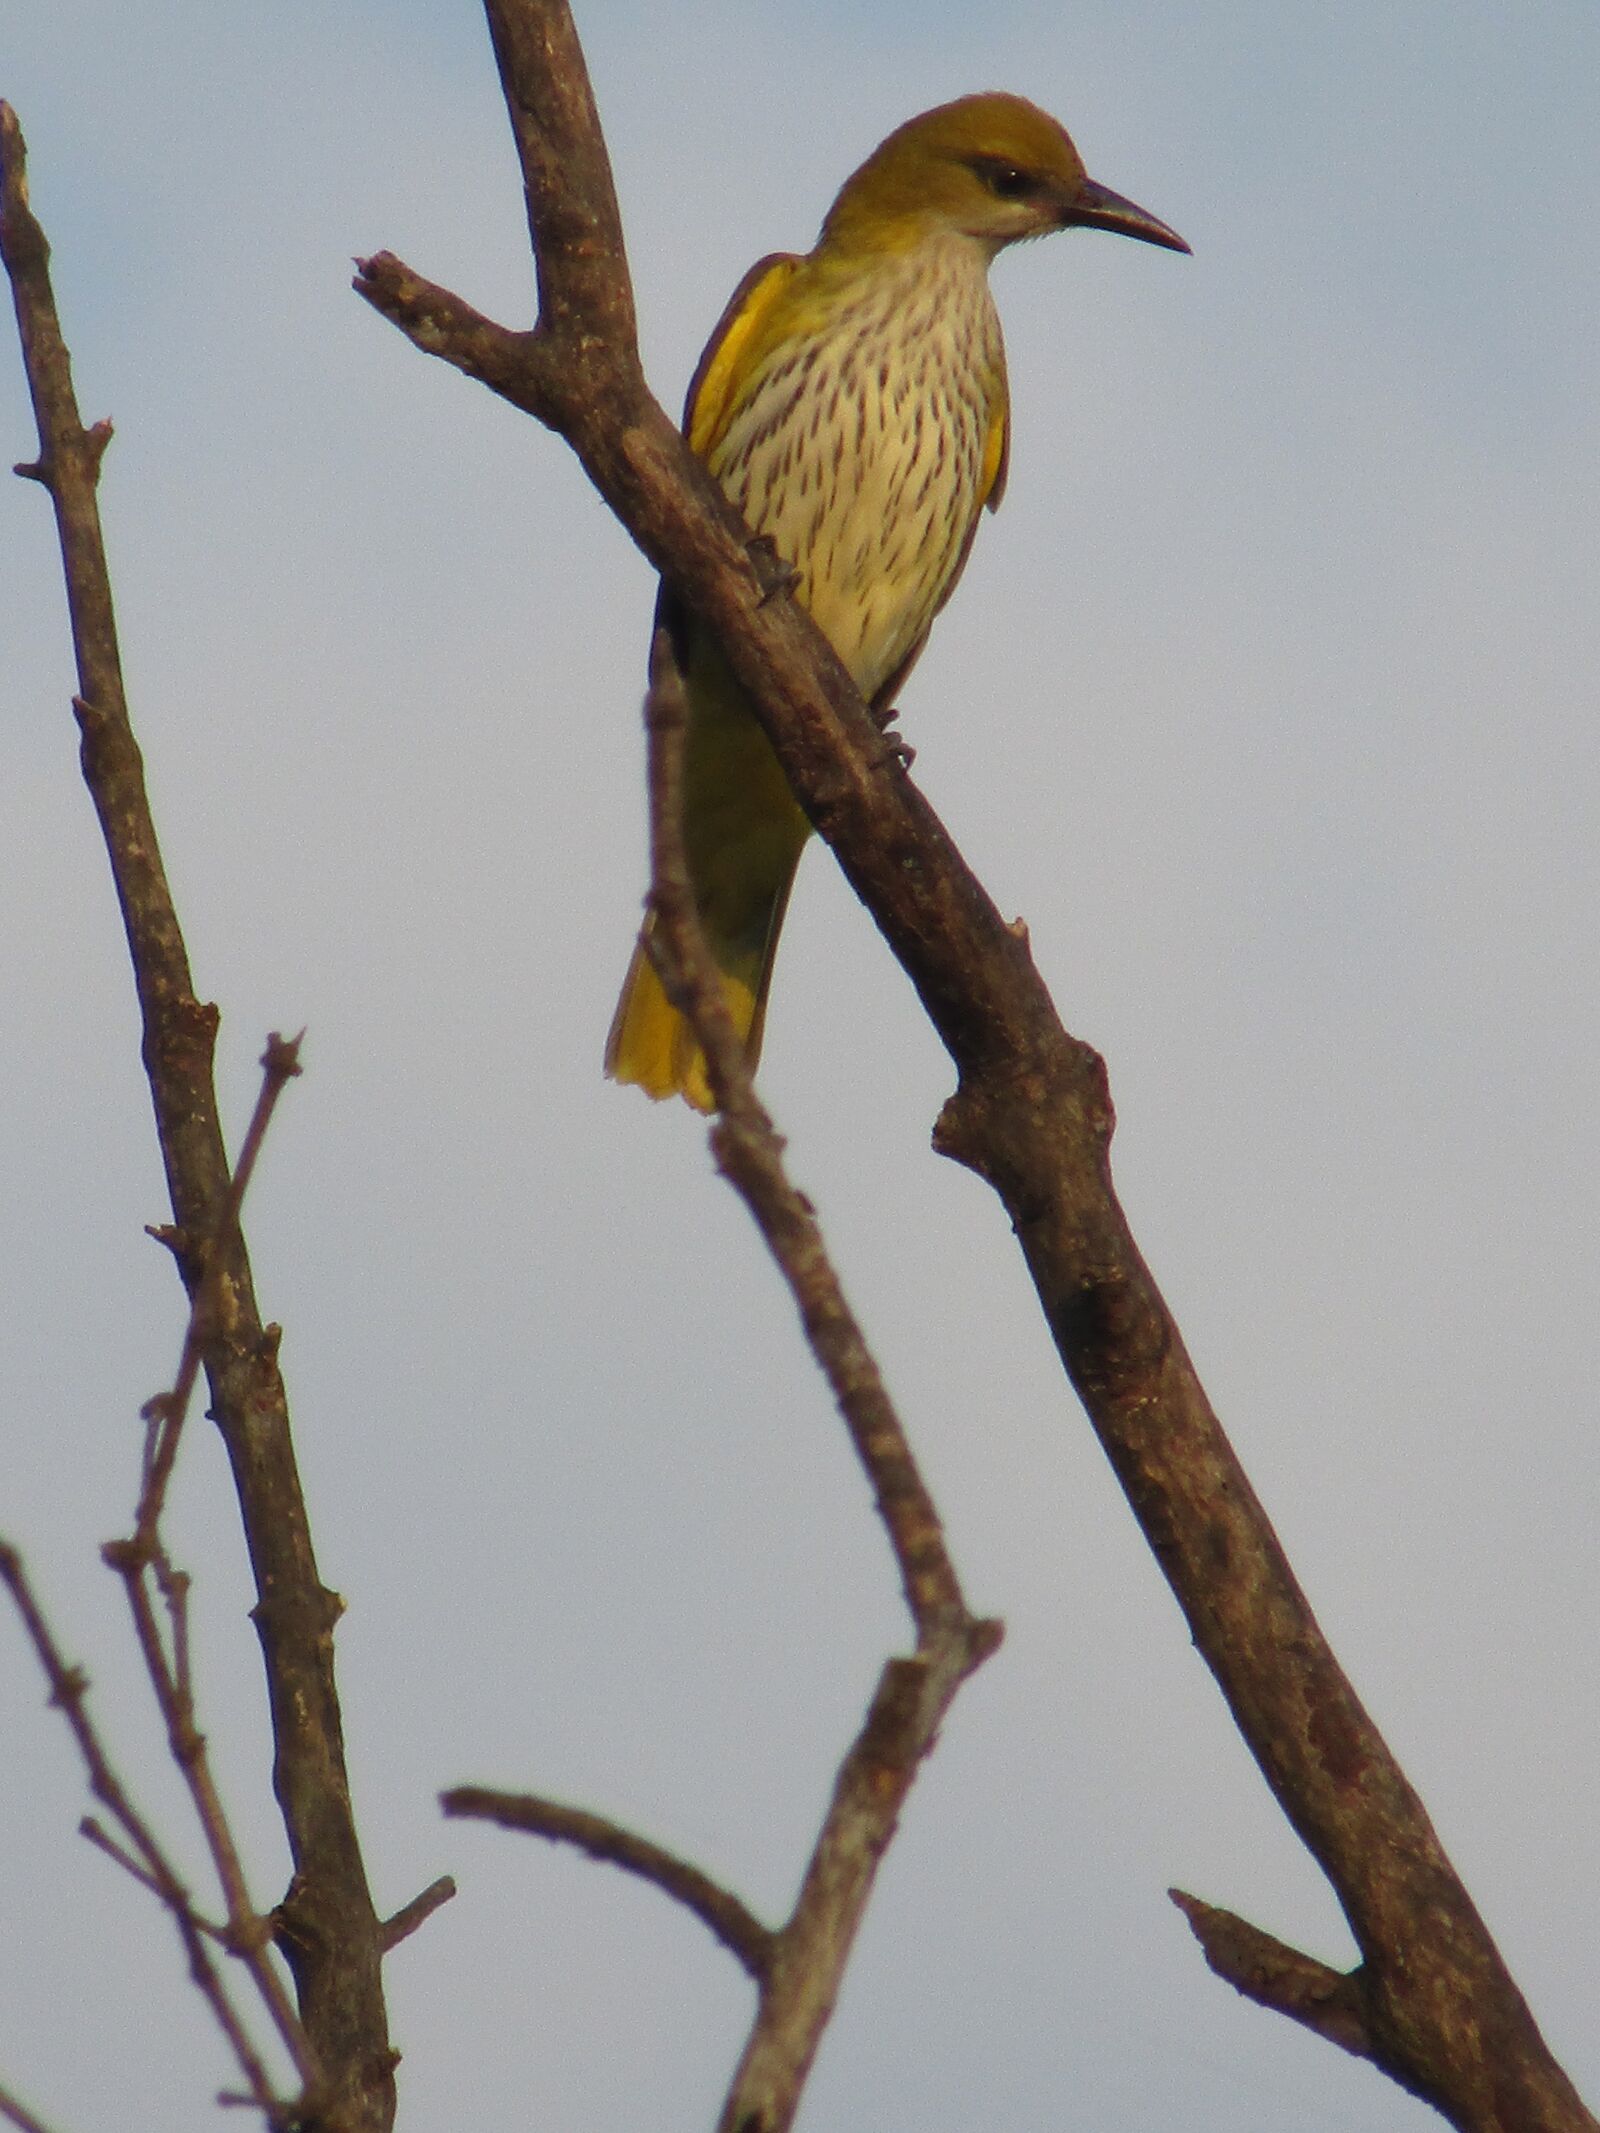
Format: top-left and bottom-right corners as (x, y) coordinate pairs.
(747, 535), (801, 605)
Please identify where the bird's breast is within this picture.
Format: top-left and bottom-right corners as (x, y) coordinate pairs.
(706, 243), (1005, 703)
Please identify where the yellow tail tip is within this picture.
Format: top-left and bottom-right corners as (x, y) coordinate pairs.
(604, 934), (754, 1114)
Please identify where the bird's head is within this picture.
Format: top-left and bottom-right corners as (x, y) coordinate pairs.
(819, 92), (1189, 262)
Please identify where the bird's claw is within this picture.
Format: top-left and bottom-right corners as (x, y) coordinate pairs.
(747, 535), (801, 605)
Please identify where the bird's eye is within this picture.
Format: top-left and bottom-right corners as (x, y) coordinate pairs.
(974, 159), (1034, 201)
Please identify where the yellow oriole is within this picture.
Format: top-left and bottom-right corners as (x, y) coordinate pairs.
(606, 93), (1187, 1108)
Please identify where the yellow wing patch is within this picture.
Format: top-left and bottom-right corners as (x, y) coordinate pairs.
(685, 253), (803, 462)
(979, 395), (1009, 513)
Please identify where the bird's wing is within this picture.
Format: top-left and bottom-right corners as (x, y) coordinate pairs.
(979, 392), (1009, 513)
(684, 252), (803, 460)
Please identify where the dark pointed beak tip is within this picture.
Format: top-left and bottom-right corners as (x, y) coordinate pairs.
(1066, 177), (1191, 256)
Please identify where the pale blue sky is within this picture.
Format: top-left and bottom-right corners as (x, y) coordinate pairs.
(3, 6), (1598, 2129)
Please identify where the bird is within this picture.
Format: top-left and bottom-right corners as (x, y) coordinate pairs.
(605, 92), (1188, 1110)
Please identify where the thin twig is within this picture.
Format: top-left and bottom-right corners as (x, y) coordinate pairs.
(378, 1877), (458, 1955)
(2, 101), (392, 2131)
(643, 636), (982, 1640)
(1169, 1891), (1374, 2061)
(105, 1537), (314, 2081)
(81, 1814), (228, 1939)
(0, 1543), (286, 2119)
(444, 1791), (773, 1980)
(136, 1031), (304, 1545)
(100, 1037), (317, 2075)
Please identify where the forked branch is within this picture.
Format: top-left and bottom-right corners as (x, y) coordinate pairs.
(642, 641), (999, 2129)
(1, 100), (395, 2133)
(354, 6), (1596, 2129)
(0, 1542), (296, 2122)
(439, 613), (1000, 2133)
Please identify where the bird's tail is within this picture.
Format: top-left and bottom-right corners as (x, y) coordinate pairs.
(604, 870), (797, 1112)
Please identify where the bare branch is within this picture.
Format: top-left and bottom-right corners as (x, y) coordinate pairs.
(378, 1877), (458, 1955)
(444, 1791), (773, 1980)
(640, 609), (1000, 2125)
(1, 101), (392, 2131)
(643, 638), (987, 1640)
(351, 255), (552, 414)
(101, 1037), (313, 2082)
(81, 1814), (227, 1939)
(716, 1647), (979, 2133)
(1170, 1891), (1374, 2062)
(354, 9), (1597, 2128)
(0, 2076), (62, 2133)
(0, 1543), (288, 2119)
(481, 0), (634, 339)
(101, 1538), (313, 2082)
(136, 1032), (304, 1545)
(442, 636), (1001, 2130)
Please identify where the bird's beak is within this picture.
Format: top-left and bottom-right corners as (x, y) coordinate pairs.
(1064, 177), (1190, 255)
